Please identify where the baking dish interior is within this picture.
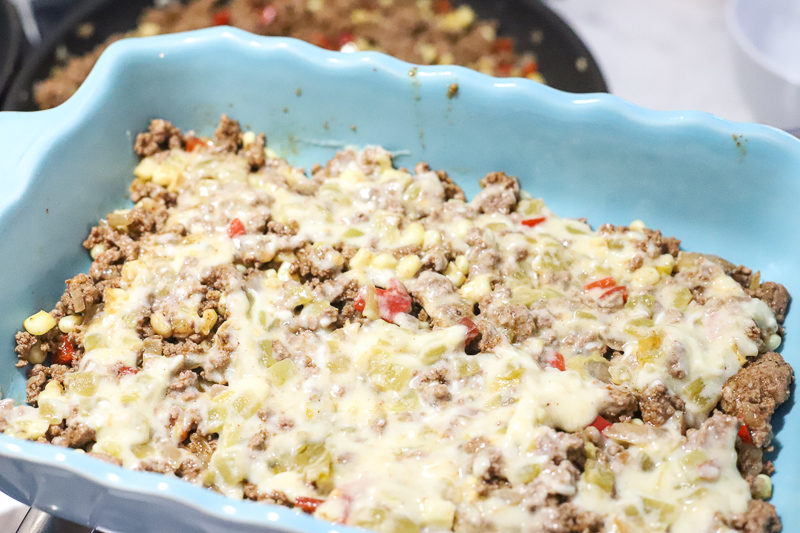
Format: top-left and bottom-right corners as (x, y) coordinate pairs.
(0, 27), (798, 533)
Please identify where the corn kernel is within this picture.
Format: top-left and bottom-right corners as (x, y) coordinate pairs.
(200, 309), (218, 336)
(437, 52), (454, 66)
(768, 334), (782, 351)
(396, 255), (423, 280)
(753, 474), (772, 500)
(133, 158), (158, 180)
(277, 261), (299, 281)
(438, 5), (476, 32)
(445, 263), (466, 287)
(372, 253), (398, 269)
(453, 219), (473, 239)
(339, 169), (366, 184)
(104, 288), (128, 303)
(58, 314), (83, 334)
(455, 255), (470, 275)
(137, 22), (160, 37)
(401, 222), (425, 247)
(27, 344), (46, 365)
(152, 164), (179, 188)
(90, 243), (107, 260)
(417, 43), (438, 64)
(629, 220), (646, 232)
(150, 312), (172, 338)
(423, 230), (442, 248)
(350, 248), (374, 269)
(24, 311), (56, 336)
(632, 266), (660, 287)
(460, 275), (491, 303)
(654, 253), (675, 276)
(478, 24), (496, 42)
(242, 131), (256, 147)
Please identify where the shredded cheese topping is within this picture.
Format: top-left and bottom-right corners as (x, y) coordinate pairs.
(3, 137), (781, 533)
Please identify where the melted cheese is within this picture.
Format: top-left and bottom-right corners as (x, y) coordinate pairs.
(3, 140), (782, 533)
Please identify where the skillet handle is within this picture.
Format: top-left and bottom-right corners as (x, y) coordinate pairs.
(15, 508), (94, 533)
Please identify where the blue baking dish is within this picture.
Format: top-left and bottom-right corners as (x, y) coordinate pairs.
(0, 27), (798, 533)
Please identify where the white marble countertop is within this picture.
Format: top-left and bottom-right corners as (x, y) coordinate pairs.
(0, 1), (761, 531)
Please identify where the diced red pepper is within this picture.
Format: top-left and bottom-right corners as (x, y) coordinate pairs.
(309, 32), (334, 50)
(354, 280), (412, 324)
(118, 366), (139, 377)
(590, 415), (611, 433)
(213, 8), (231, 26)
(376, 279), (412, 323)
(259, 5), (277, 26)
(583, 277), (616, 291)
(738, 423), (753, 445)
(459, 317), (480, 344)
(295, 496), (325, 514)
(52, 335), (74, 365)
(600, 285), (628, 303)
(549, 352), (566, 371)
(185, 136), (208, 152)
(227, 218), (246, 238)
(496, 62), (513, 77)
(433, 0), (453, 14)
(338, 32), (355, 47)
(521, 216), (546, 228)
(493, 37), (514, 53)
(522, 60), (538, 77)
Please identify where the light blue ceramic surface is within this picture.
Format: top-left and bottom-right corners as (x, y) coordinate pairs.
(0, 27), (798, 533)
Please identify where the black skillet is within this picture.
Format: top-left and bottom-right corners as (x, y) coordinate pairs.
(0, 0), (24, 105)
(3, 0), (607, 111)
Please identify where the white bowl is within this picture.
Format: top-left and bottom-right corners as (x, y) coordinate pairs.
(726, 0), (800, 129)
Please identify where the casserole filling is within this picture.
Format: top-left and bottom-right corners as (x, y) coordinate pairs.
(3, 116), (792, 533)
(35, 0), (544, 110)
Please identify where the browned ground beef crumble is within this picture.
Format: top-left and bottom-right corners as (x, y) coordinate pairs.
(35, 0), (545, 110)
(9, 116), (794, 532)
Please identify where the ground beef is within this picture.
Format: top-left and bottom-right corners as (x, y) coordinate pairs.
(243, 483), (292, 506)
(525, 503), (604, 533)
(162, 339), (204, 358)
(14, 331), (36, 358)
(83, 223), (140, 263)
(642, 228), (681, 257)
(421, 246), (453, 273)
(266, 219), (299, 236)
(638, 382), (685, 426)
(129, 180), (178, 205)
(51, 420), (95, 448)
(167, 370), (199, 395)
(240, 132), (266, 170)
(214, 114), (243, 153)
(720, 352), (793, 448)
(725, 500), (782, 533)
(60, 273), (101, 314)
(736, 440), (766, 481)
(134, 119), (185, 157)
(125, 202), (170, 238)
(436, 170), (466, 201)
(410, 271), (472, 327)
(599, 384), (638, 422)
(417, 366), (452, 406)
(534, 430), (586, 470)
(295, 244), (343, 281)
(479, 295), (535, 344)
(474, 171), (520, 215)
(747, 282), (791, 325)
(25, 364), (70, 405)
